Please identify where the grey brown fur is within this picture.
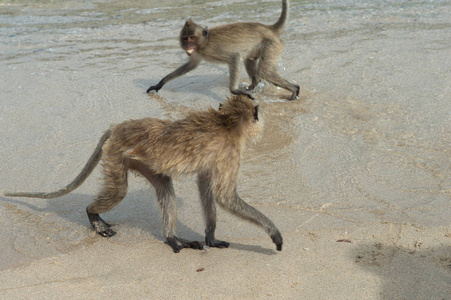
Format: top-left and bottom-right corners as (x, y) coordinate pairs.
(4, 95), (282, 252)
(147, 0), (299, 100)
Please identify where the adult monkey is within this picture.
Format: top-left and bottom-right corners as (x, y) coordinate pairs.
(4, 95), (283, 253)
(147, 0), (299, 100)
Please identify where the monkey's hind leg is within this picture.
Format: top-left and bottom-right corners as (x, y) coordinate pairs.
(129, 160), (203, 253)
(87, 212), (115, 237)
(197, 173), (230, 248)
(229, 54), (255, 100)
(244, 59), (261, 91)
(86, 151), (129, 237)
(258, 42), (300, 100)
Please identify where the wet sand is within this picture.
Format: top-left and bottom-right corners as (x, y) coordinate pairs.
(0, 0), (450, 298)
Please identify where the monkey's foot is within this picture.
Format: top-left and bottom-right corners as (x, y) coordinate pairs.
(87, 213), (116, 237)
(246, 83), (257, 91)
(146, 83), (163, 93)
(205, 237), (230, 248)
(166, 236), (203, 253)
(231, 89), (255, 100)
(271, 231), (283, 251)
(288, 85), (300, 101)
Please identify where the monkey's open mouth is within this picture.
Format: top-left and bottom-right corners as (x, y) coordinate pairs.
(186, 47), (195, 56)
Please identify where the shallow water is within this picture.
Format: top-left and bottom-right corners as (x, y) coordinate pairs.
(0, 0), (450, 270)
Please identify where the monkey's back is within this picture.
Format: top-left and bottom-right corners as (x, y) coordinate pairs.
(106, 111), (243, 178)
(200, 22), (282, 62)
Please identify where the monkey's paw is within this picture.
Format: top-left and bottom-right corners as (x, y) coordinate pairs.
(99, 228), (116, 237)
(206, 238), (230, 249)
(166, 236), (204, 253)
(271, 232), (283, 251)
(288, 85), (300, 101)
(88, 213), (116, 237)
(231, 89), (255, 100)
(146, 83), (163, 93)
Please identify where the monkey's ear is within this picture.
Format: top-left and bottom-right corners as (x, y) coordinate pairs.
(202, 27), (210, 38)
(254, 105), (259, 121)
(185, 19), (194, 25)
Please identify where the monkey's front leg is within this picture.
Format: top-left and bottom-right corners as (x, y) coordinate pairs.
(205, 225), (230, 248)
(219, 192), (283, 251)
(197, 173), (230, 248)
(152, 174), (203, 253)
(203, 208), (230, 248)
(146, 57), (200, 93)
(128, 160), (204, 253)
(228, 54), (255, 100)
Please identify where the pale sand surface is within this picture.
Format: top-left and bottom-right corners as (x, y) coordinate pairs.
(0, 0), (450, 299)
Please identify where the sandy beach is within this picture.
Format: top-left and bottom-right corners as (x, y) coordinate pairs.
(0, 0), (450, 298)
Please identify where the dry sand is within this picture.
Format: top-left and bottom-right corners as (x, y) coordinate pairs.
(0, 0), (450, 299)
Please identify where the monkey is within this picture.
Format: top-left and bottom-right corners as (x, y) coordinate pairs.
(4, 95), (283, 253)
(146, 0), (300, 100)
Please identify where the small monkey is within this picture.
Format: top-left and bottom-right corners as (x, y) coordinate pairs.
(147, 0), (299, 100)
(4, 95), (283, 253)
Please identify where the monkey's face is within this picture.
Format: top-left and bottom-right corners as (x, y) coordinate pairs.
(180, 19), (209, 56)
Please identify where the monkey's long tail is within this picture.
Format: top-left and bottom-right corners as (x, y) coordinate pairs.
(271, 0), (289, 34)
(3, 129), (111, 199)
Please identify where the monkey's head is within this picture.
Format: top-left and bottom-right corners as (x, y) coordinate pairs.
(218, 95), (263, 142)
(180, 19), (209, 56)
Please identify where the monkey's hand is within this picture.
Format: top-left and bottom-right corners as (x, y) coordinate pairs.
(271, 231), (283, 251)
(146, 82), (164, 93)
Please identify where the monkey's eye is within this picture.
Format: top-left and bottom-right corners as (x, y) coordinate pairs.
(203, 30), (209, 37)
